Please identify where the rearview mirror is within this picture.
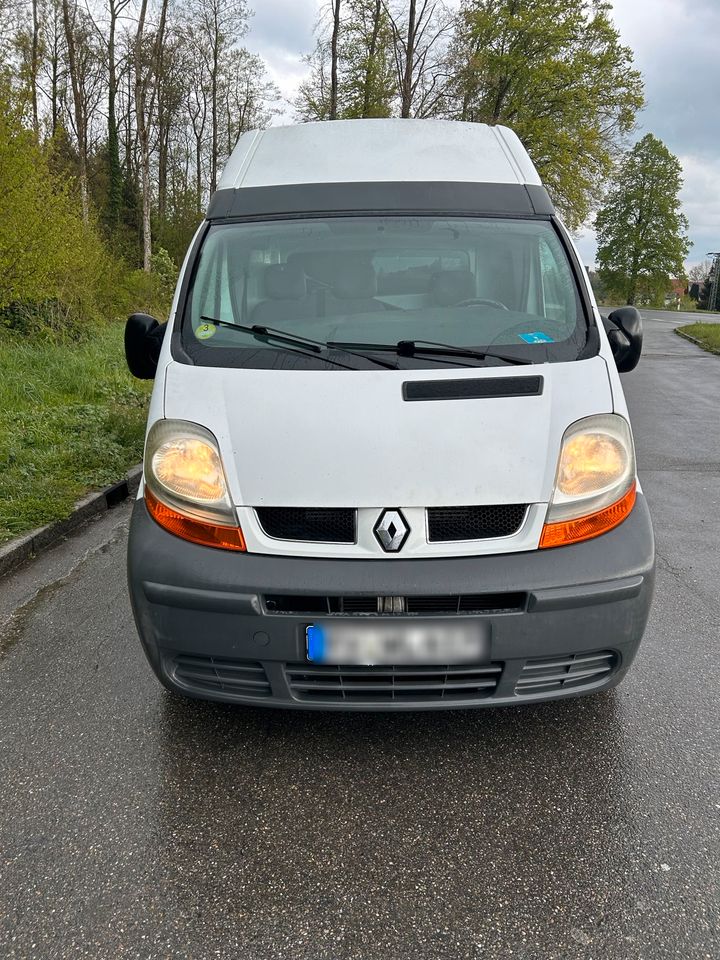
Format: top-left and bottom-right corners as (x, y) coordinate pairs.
(124, 313), (166, 379)
(606, 306), (643, 373)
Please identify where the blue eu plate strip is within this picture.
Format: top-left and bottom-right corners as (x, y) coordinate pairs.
(518, 331), (554, 344)
(306, 624), (325, 662)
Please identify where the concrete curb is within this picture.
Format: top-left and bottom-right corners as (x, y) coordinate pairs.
(0, 464), (143, 579)
(674, 328), (720, 355)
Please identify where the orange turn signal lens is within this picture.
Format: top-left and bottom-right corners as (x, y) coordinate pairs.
(539, 481), (636, 549)
(145, 487), (246, 552)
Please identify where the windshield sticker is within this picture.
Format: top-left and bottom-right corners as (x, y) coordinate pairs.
(195, 322), (217, 340)
(518, 331), (554, 344)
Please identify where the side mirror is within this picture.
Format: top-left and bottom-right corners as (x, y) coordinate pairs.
(124, 313), (165, 379)
(606, 306), (643, 373)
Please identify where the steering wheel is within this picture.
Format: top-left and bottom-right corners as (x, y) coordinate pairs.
(453, 297), (509, 311)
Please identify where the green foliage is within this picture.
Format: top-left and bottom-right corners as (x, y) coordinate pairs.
(596, 134), (690, 306)
(0, 86), (115, 333)
(697, 268), (720, 312)
(448, 0), (644, 229)
(149, 246), (179, 299)
(339, 0), (395, 119)
(297, 0), (396, 121)
(0, 324), (151, 543)
(153, 186), (202, 266)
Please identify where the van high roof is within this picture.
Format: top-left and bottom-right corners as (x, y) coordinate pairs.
(218, 119), (542, 191)
(208, 119), (553, 221)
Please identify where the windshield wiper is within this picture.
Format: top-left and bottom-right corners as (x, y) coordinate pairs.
(326, 338), (533, 366)
(200, 318), (396, 370)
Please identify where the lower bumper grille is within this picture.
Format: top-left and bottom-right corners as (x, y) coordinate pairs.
(172, 655), (272, 698)
(265, 592), (527, 616)
(165, 651), (619, 706)
(285, 662), (503, 703)
(515, 650), (618, 696)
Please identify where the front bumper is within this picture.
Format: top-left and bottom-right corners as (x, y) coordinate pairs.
(127, 496), (655, 710)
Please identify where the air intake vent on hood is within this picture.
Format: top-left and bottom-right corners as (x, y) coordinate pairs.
(403, 376), (543, 401)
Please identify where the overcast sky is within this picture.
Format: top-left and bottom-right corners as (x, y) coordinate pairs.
(245, 0), (719, 268)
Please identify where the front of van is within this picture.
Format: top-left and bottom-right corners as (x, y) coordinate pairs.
(126, 120), (654, 709)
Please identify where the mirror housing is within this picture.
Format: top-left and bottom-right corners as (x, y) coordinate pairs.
(124, 313), (165, 379)
(606, 306), (643, 373)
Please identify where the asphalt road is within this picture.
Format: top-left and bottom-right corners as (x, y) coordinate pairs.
(1, 318), (719, 960)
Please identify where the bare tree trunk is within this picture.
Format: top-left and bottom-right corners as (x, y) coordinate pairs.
(50, 2), (60, 136)
(61, 0), (89, 223)
(196, 136), (202, 212)
(30, 0), (40, 135)
(134, 0), (169, 271)
(107, 0), (129, 227)
(134, 0), (152, 270)
(329, 0), (341, 120)
(361, 0), (383, 118)
(401, 0), (416, 118)
(211, 45), (218, 190)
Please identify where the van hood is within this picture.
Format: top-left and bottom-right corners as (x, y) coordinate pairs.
(162, 358), (612, 508)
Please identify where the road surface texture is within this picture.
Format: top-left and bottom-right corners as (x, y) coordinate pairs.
(1, 317), (718, 960)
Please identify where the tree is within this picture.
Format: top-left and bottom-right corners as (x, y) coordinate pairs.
(329, 0), (341, 119)
(446, 0), (644, 229)
(340, 0), (394, 118)
(134, 0), (169, 271)
(61, 0), (91, 221)
(385, 0), (452, 118)
(688, 260), (711, 285)
(296, 0), (448, 120)
(595, 134), (690, 306)
(181, 0), (250, 193)
(105, 0), (131, 229)
(0, 81), (112, 327)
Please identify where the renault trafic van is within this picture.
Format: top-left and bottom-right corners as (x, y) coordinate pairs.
(125, 119), (654, 710)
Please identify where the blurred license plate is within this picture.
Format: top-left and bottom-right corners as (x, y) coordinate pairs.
(306, 621), (490, 665)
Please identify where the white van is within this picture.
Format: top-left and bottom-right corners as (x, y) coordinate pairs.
(125, 119), (654, 710)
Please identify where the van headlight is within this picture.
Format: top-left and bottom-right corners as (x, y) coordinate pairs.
(540, 414), (636, 548)
(144, 419), (246, 551)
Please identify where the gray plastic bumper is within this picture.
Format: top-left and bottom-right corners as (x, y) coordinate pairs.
(127, 495), (655, 710)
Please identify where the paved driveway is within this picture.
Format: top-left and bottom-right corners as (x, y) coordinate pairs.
(0, 318), (718, 959)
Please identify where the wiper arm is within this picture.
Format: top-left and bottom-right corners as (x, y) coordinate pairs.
(400, 339), (533, 365)
(200, 318), (395, 370)
(327, 338), (533, 366)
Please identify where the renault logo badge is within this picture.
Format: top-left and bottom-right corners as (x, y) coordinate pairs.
(374, 509), (410, 553)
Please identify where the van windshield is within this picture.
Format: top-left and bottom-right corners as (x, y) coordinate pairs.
(180, 216), (589, 369)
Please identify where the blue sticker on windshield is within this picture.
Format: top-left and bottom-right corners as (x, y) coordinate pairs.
(518, 331), (554, 344)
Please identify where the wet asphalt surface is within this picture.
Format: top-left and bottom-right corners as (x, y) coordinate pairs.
(1, 317), (719, 959)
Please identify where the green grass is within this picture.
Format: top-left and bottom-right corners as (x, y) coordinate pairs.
(675, 323), (720, 355)
(0, 324), (151, 543)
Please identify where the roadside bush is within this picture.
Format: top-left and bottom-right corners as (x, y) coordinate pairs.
(0, 85), (117, 336)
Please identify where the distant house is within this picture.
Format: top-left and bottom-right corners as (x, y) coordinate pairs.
(664, 277), (686, 306)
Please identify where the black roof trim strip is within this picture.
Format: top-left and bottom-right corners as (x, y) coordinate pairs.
(206, 181), (555, 220)
(403, 376), (544, 401)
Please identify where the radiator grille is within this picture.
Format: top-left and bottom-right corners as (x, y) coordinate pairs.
(264, 593), (526, 616)
(515, 651), (618, 696)
(427, 504), (528, 541)
(256, 507), (356, 543)
(172, 655), (272, 698)
(286, 662), (503, 703)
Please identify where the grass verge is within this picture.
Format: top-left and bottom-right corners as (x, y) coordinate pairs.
(0, 324), (151, 544)
(675, 323), (720, 355)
